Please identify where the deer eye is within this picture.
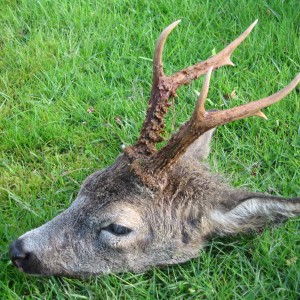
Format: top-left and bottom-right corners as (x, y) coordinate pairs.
(102, 224), (132, 236)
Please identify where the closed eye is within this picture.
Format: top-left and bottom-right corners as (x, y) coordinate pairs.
(102, 224), (132, 236)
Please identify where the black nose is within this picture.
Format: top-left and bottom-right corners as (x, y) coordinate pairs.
(9, 239), (44, 274)
(9, 239), (29, 270)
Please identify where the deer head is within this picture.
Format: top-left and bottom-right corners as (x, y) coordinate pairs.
(9, 20), (300, 278)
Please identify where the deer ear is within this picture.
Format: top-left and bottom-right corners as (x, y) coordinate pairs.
(207, 195), (300, 236)
(183, 128), (216, 161)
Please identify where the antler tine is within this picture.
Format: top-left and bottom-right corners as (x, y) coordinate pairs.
(193, 67), (213, 121)
(153, 20), (181, 84)
(145, 72), (300, 174)
(206, 72), (300, 128)
(125, 20), (182, 159)
(210, 19), (258, 67)
(168, 20), (258, 89)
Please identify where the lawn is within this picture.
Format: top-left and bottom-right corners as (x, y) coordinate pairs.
(0, 0), (299, 299)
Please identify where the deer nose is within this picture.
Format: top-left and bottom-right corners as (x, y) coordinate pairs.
(9, 239), (29, 270)
(9, 239), (44, 275)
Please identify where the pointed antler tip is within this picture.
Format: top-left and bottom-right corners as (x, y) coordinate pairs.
(254, 110), (268, 120)
(153, 20), (182, 78)
(227, 60), (235, 67)
(288, 72), (300, 90)
(249, 19), (258, 29)
(166, 20), (181, 32)
(247, 19), (258, 32)
(194, 66), (214, 120)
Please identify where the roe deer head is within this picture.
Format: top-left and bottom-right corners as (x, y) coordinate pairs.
(9, 20), (300, 277)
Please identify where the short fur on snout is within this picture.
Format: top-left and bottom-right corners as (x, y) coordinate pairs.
(9, 20), (300, 278)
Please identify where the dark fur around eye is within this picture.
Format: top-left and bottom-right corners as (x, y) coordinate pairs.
(102, 224), (132, 236)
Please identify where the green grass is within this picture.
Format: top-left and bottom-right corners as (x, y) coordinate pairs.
(0, 0), (299, 298)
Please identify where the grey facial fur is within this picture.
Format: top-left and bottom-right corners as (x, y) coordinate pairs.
(9, 132), (300, 277)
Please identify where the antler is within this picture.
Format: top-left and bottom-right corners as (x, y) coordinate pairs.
(125, 20), (258, 158)
(146, 70), (300, 173)
(125, 20), (300, 184)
